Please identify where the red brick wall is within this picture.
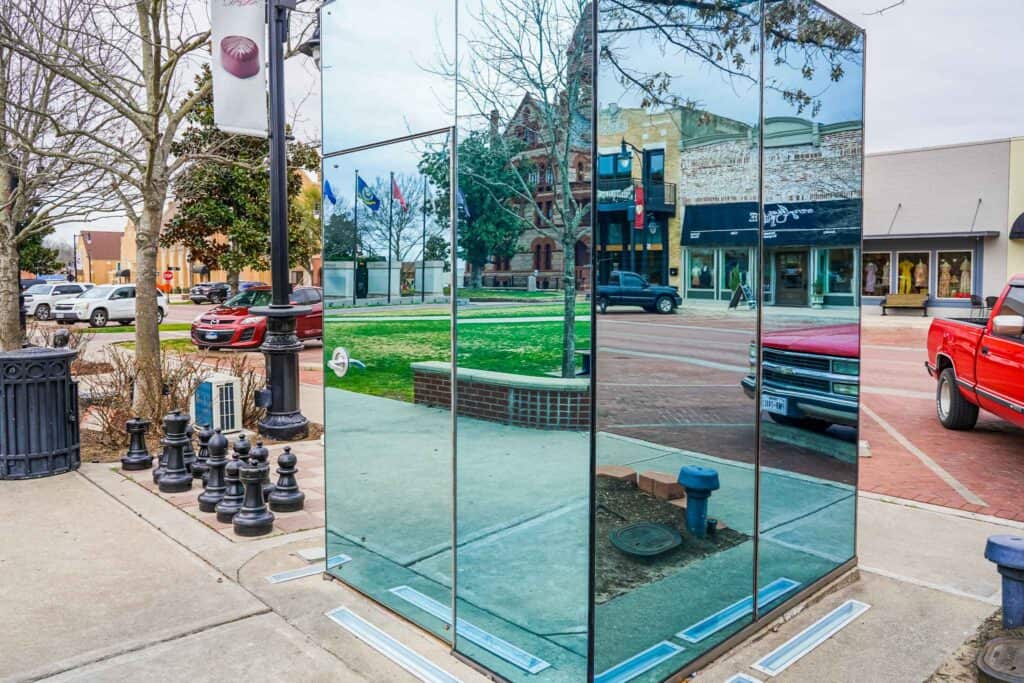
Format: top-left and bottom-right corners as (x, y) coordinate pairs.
(413, 367), (590, 430)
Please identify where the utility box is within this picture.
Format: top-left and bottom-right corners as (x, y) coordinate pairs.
(190, 372), (242, 434)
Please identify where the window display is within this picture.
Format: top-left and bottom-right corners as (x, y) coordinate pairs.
(688, 248), (715, 290)
(722, 249), (750, 292)
(937, 251), (973, 298)
(826, 248), (854, 294)
(862, 252), (890, 296)
(896, 251), (930, 295)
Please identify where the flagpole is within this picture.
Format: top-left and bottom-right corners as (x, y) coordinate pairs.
(421, 175), (427, 304)
(387, 172), (394, 304)
(353, 169), (358, 305)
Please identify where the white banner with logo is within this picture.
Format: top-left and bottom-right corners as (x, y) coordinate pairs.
(210, 0), (268, 137)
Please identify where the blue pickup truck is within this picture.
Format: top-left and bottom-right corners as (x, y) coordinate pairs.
(596, 271), (682, 314)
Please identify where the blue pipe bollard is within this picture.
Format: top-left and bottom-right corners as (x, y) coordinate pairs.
(678, 465), (720, 539)
(985, 535), (1024, 629)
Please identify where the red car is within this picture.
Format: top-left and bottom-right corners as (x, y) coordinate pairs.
(191, 286), (324, 350)
(926, 276), (1024, 430)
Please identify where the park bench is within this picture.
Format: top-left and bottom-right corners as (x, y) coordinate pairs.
(881, 292), (929, 316)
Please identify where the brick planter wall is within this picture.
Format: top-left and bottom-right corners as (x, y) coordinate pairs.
(412, 361), (590, 430)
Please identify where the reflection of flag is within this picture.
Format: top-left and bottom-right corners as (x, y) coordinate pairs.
(323, 180), (337, 206)
(357, 175), (381, 212)
(456, 187), (471, 219)
(391, 176), (407, 211)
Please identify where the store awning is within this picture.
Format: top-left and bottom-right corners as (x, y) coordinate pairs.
(1010, 213), (1024, 240)
(681, 199), (862, 247)
(864, 230), (1000, 241)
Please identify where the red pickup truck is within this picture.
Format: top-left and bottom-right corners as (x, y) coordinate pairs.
(926, 276), (1024, 430)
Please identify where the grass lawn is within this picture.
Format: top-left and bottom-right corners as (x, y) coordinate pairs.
(118, 338), (196, 353)
(326, 301), (590, 321)
(459, 288), (562, 301)
(324, 316), (590, 402)
(89, 322), (192, 334)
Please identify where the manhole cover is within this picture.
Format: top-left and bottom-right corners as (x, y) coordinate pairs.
(978, 637), (1024, 683)
(610, 522), (682, 557)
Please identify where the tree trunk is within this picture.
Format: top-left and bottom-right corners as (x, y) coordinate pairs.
(227, 270), (239, 295)
(0, 236), (23, 352)
(561, 237), (577, 378)
(133, 197), (165, 416)
(470, 262), (483, 289)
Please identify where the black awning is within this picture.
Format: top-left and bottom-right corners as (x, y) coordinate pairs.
(1011, 212), (1024, 240)
(682, 199), (862, 247)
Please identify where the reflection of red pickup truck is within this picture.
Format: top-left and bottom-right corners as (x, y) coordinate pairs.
(926, 276), (1024, 430)
(741, 323), (860, 431)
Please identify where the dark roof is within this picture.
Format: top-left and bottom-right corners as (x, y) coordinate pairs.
(81, 231), (122, 260)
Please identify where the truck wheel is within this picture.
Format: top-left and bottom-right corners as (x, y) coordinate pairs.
(156, 309), (165, 325)
(598, 297), (608, 314)
(89, 308), (108, 327)
(35, 304), (50, 321)
(655, 296), (675, 314)
(937, 368), (978, 430)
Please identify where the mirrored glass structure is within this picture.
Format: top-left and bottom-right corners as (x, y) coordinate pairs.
(321, 1), (863, 680)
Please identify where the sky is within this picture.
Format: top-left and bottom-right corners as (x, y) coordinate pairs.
(54, 0), (1024, 243)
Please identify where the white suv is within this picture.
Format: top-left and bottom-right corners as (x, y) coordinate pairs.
(23, 282), (95, 321)
(53, 285), (168, 327)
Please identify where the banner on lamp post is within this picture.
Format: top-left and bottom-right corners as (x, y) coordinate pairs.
(210, 0), (268, 137)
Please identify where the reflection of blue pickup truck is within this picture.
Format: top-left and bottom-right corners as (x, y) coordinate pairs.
(596, 271), (682, 314)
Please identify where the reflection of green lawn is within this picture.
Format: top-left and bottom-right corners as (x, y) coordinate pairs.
(324, 317), (591, 401)
(460, 288), (562, 301)
(325, 301), (589, 320)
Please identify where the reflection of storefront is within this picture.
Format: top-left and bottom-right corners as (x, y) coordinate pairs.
(680, 199), (860, 307)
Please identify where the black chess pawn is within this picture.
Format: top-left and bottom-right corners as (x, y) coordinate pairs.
(192, 424), (213, 481)
(121, 417), (153, 471)
(231, 432), (251, 464)
(198, 428), (229, 513)
(182, 422), (197, 473)
(216, 459), (244, 523)
(249, 440), (275, 499)
(233, 456), (276, 537)
(268, 447), (305, 513)
(157, 410), (193, 493)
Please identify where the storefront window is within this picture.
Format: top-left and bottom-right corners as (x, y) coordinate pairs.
(862, 252), (891, 297)
(826, 248), (854, 294)
(896, 251), (931, 295)
(688, 248), (715, 289)
(722, 249), (750, 292)
(936, 250), (973, 298)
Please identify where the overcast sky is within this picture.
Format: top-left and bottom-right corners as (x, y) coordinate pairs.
(55, 0), (1024, 243)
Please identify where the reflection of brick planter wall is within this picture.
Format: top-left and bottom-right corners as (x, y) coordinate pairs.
(411, 361), (590, 430)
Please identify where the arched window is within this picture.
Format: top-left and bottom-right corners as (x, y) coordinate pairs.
(533, 244), (542, 271)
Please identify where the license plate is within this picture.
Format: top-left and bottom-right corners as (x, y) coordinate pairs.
(55, 313), (67, 319)
(762, 395), (788, 415)
(205, 331), (219, 341)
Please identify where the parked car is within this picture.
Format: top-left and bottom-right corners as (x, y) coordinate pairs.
(741, 323), (860, 431)
(190, 286), (323, 350)
(23, 282), (95, 321)
(926, 276), (1024, 430)
(53, 285), (168, 327)
(596, 270), (682, 314)
(189, 281), (231, 304)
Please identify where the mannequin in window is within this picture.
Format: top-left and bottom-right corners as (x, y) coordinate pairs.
(960, 256), (971, 295)
(938, 259), (952, 298)
(882, 259), (890, 293)
(864, 261), (877, 294)
(914, 259), (928, 291)
(699, 264), (712, 288)
(898, 258), (914, 294)
(691, 263), (701, 287)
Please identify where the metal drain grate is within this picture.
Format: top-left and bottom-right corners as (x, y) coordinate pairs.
(609, 522), (682, 557)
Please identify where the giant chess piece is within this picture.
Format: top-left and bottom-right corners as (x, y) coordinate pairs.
(183, 423), (197, 473)
(198, 428), (230, 513)
(121, 417), (153, 471)
(215, 459), (244, 523)
(231, 432), (252, 465)
(268, 447), (305, 513)
(192, 424), (213, 482)
(233, 456), (276, 537)
(249, 440), (275, 499)
(157, 410), (193, 493)
(152, 420), (171, 483)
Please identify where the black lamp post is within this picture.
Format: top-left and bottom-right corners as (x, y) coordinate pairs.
(251, 0), (311, 441)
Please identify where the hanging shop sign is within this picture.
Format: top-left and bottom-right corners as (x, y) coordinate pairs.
(681, 199), (862, 247)
(210, 0), (268, 137)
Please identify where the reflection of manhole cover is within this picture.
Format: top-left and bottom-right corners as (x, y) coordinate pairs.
(610, 522), (682, 557)
(978, 637), (1024, 683)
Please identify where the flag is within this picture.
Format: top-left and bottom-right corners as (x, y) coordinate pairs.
(324, 179), (338, 206)
(391, 176), (407, 211)
(456, 187), (471, 219)
(357, 175), (381, 212)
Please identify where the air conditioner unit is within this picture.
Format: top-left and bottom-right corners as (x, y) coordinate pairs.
(190, 372), (243, 435)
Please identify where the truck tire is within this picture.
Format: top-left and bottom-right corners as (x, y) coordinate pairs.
(598, 297), (608, 314)
(937, 367), (978, 430)
(655, 295), (675, 314)
(156, 309), (165, 325)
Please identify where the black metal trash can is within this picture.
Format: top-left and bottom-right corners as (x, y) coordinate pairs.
(0, 346), (80, 479)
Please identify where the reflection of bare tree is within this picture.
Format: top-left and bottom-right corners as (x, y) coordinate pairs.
(442, 0), (592, 377)
(358, 174), (444, 261)
(600, 0), (862, 117)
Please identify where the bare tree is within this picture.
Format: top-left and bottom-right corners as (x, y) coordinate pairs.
(450, 0), (593, 378)
(359, 173), (445, 262)
(0, 0), (212, 411)
(0, 0), (117, 351)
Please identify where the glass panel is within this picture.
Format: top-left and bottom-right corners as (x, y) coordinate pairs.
(757, 0), (863, 616)
(452, 0), (592, 679)
(896, 251), (931, 295)
(595, 0), (761, 679)
(320, 0), (454, 154)
(323, 132), (455, 641)
(862, 252), (891, 297)
(936, 251), (973, 298)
